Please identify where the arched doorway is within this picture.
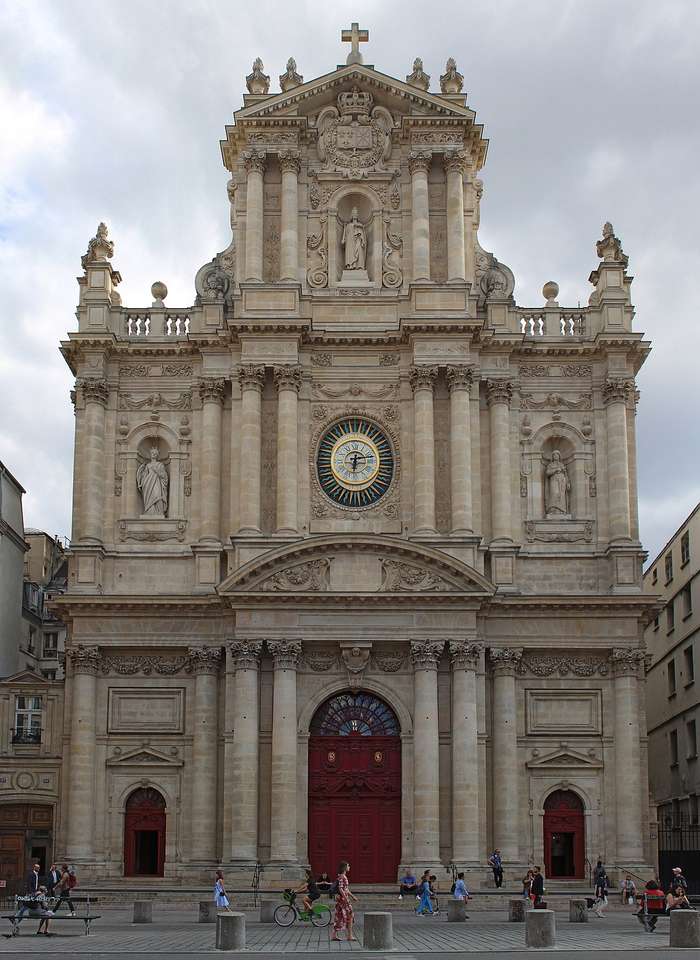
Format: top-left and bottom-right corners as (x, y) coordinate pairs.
(308, 692), (401, 882)
(543, 789), (585, 879)
(124, 788), (165, 877)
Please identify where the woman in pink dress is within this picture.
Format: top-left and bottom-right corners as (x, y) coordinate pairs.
(331, 861), (358, 942)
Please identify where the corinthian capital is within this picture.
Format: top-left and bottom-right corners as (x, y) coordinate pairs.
(409, 365), (438, 393)
(410, 639), (445, 670)
(443, 150), (468, 174)
(602, 377), (635, 407)
(188, 645), (223, 675)
(267, 639), (302, 669)
(446, 365), (474, 392)
(449, 639), (483, 670)
(238, 364), (266, 392)
(273, 365), (302, 393)
(228, 639), (263, 669)
(198, 378), (226, 404)
(67, 644), (101, 676)
(485, 379), (513, 407)
(610, 647), (646, 677)
(242, 149), (266, 175)
(489, 646), (523, 675)
(77, 378), (109, 406)
(408, 150), (432, 175)
(278, 150), (301, 175)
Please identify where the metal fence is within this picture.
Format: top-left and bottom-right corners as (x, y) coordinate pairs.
(658, 821), (700, 894)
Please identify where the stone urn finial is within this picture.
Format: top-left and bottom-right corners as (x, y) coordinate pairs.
(440, 57), (464, 94)
(246, 57), (270, 95)
(596, 221), (628, 266)
(151, 281), (168, 306)
(406, 57), (430, 91)
(542, 281), (559, 304)
(279, 57), (303, 91)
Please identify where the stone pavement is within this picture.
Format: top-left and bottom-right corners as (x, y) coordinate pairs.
(0, 905), (683, 955)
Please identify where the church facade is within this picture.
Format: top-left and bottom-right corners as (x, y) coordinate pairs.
(47, 29), (656, 886)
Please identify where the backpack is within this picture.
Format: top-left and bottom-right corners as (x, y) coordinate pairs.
(67, 869), (78, 889)
(329, 879), (339, 896)
(450, 882), (456, 894)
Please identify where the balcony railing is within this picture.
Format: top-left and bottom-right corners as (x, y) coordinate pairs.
(12, 728), (42, 745)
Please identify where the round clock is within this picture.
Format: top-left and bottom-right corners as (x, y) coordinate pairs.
(316, 417), (394, 509)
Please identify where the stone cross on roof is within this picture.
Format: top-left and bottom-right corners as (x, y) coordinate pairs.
(341, 22), (369, 65)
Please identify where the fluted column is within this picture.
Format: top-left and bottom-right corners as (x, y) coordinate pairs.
(66, 645), (100, 859)
(449, 639), (482, 863)
(409, 151), (432, 281)
(411, 639), (444, 866)
(188, 646), (222, 862)
(238, 364), (265, 534)
(243, 150), (266, 282)
(410, 365), (438, 534)
(268, 639), (302, 863)
(279, 151), (300, 282)
(444, 151), (467, 282)
(611, 648), (645, 862)
(229, 640), (263, 861)
(489, 647), (522, 861)
(486, 380), (514, 541)
(273, 366), (301, 533)
(78, 379), (108, 542)
(603, 378), (634, 541)
(446, 365), (474, 534)
(198, 378), (225, 542)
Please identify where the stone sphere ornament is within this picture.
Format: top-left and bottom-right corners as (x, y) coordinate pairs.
(542, 280), (559, 303)
(151, 281), (168, 302)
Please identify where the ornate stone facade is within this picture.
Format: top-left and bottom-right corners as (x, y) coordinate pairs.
(41, 25), (656, 889)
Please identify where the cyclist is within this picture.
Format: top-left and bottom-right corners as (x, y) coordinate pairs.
(295, 869), (320, 915)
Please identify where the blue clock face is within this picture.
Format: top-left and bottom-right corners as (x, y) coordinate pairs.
(317, 418), (394, 509)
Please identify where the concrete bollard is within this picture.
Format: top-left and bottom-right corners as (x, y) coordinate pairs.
(526, 909), (555, 948)
(133, 901), (153, 923)
(670, 910), (700, 948)
(569, 899), (588, 923)
(216, 912), (246, 951)
(199, 901), (218, 923)
(363, 912), (393, 950)
(509, 899), (529, 922)
(447, 900), (466, 922)
(259, 900), (277, 923)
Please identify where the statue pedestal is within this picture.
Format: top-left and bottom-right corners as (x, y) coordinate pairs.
(340, 269), (370, 285)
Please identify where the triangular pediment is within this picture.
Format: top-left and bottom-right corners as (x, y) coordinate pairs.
(218, 535), (494, 601)
(106, 746), (183, 767)
(527, 748), (602, 770)
(1, 669), (52, 685)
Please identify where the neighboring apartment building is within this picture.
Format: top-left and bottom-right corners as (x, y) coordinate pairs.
(0, 461), (28, 678)
(644, 503), (700, 887)
(21, 531), (68, 681)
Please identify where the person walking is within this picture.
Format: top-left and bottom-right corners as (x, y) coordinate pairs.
(415, 873), (434, 916)
(214, 870), (231, 911)
(45, 863), (61, 896)
(593, 867), (609, 918)
(53, 863), (77, 916)
(488, 849), (504, 888)
(398, 868), (418, 900)
(452, 872), (470, 918)
(670, 866), (689, 893)
(331, 861), (358, 942)
(593, 860), (606, 886)
(530, 866), (544, 907)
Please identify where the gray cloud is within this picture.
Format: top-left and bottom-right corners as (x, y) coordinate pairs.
(1, 0), (697, 561)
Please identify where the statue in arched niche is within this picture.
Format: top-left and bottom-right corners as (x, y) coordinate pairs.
(137, 447), (169, 516)
(342, 207), (367, 271)
(544, 449), (570, 517)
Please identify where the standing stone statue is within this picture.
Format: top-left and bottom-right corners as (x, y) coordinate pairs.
(137, 447), (169, 516)
(342, 207), (367, 270)
(545, 450), (570, 517)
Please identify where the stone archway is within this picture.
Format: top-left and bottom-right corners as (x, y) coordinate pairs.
(543, 789), (585, 879)
(124, 787), (166, 877)
(308, 691), (401, 883)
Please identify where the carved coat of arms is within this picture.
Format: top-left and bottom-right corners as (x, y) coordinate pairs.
(317, 88), (393, 178)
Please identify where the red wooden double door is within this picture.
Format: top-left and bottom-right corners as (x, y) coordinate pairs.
(309, 703), (401, 883)
(543, 790), (585, 879)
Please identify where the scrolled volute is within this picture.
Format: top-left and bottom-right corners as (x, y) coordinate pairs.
(67, 644), (101, 676)
(188, 645), (223, 675)
(449, 639), (483, 670)
(228, 639), (264, 669)
(489, 646), (523, 675)
(267, 638), (303, 669)
(410, 639), (445, 670)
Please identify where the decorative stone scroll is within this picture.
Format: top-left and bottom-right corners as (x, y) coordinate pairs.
(228, 639), (263, 669)
(609, 647), (646, 677)
(273, 365), (302, 393)
(410, 639), (445, 669)
(408, 150), (432, 175)
(373, 649), (406, 672)
(311, 382), (398, 400)
(77, 378), (109, 406)
(238, 364), (265, 392)
(310, 353), (332, 367)
(119, 363), (194, 379)
(524, 520), (593, 543)
(259, 558), (330, 592)
(489, 647), (523, 675)
(303, 650), (338, 672)
(516, 654), (609, 678)
(100, 654), (191, 676)
(519, 393), (592, 411)
(199, 378), (226, 404)
(446, 365), (474, 392)
(67, 644), (101, 676)
(409, 365), (438, 392)
(242, 148), (266, 175)
(382, 216), (403, 288)
(267, 639), (302, 669)
(187, 646), (223, 675)
(380, 559), (452, 593)
(603, 378), (636, 406)
(306, 216), (328, 288)
(378, 354), (399, 366)
(119, 392), (192, 411)
(485, 379), (513, 406)
(449, 639), (482, 670)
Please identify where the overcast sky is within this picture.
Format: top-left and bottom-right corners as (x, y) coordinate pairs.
(1, 0), (698, 566)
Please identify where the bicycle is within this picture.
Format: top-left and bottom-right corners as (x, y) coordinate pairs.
(273, 889), (332, 927)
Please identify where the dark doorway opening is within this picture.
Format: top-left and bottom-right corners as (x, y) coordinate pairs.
(549, 832), (575, 877)
(124, 788), (166, 877)
(543, 790), (585, 880)
(134, 831), (159, 875)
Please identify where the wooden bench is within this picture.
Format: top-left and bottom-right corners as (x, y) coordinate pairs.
(3, 895), (100, 937)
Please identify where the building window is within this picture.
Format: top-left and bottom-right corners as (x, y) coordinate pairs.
(687, 719), (698, 759)
(668, 659), (677, 697)
(665, 552), (674, 583)
(681, 531), (691, 566)
(684, 646), (695, 684)
(652, 567), (658, 585)
(691, 795), (699, 825)
(681, 584), (693, 619)
(13, 696), (42, 744)
(43, 633), (58, 657)
(670, 729), (679, 766)
(41, 669), (56, 681)
(667, 599), (675, 633)
(653, 614), (660, 631)
(27, 626), (36, 653)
